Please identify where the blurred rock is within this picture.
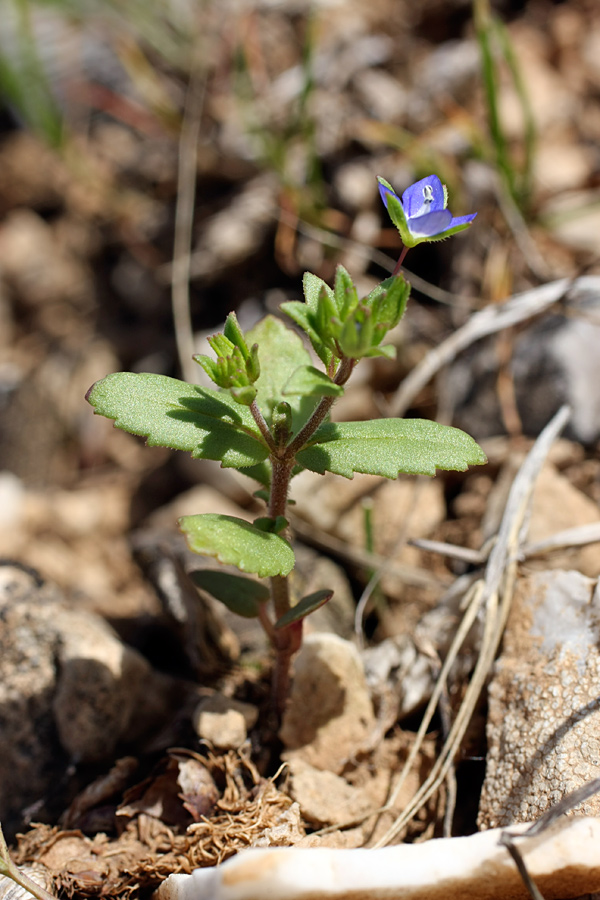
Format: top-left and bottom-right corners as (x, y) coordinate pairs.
(0, 563), (172, 836)
(528, 463), (600, 576)
(362, 634), (436, 721)
(192, 694), (258, 749)
(52, 607), (156, 762)
(445, 278), (600, 443)
(292, 544), (356, 640)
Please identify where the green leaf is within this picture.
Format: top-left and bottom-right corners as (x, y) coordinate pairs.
(239, 461), (272, 489)
(179, 513), (295, 577)
(303, 271), (334, 311)
(190, 569), (269, 618)
(253, 516), (288, 534)
(333, 265), (358, 318)
(283, 365), (344, 398)
(296, 419), (487, 479)
(246, 316), (315, 434)
(280, 300), (332, 367)
(87, 373), (268, 468)
(275, 589), (334, 629)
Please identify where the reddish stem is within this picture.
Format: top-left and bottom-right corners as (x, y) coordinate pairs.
(392, 245), (409, 276)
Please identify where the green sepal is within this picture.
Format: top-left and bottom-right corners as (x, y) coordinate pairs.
(229, 384), (257, 406)
(422, 221), (474, 242)
(283, 365), (344, 398)
(314, 284), (340, 351)
(253, 515), (288, 535)
(337, 306), (374, 358)
(297, 418), (487, 479)
(275, 589), (334, 629)
(179, 513), (295, 577)
(223, 312), (249, 359)
(247, 343), (260, 382)
(377, 176), (414, 247)
(333, 265), (359, 318)
(208, 332), (236, 358)
(223, 314), (261, 383)
(86, 373), (268, 469)
(190, 569), (269, 618)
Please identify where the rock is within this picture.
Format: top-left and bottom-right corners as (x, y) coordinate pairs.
(192, 694), (258, 750)
(479, 570), (600, 829)
(446, 277), (600, 443)
(290, 471), (445, 597)
(154, 816), (600, 900)
(528, 464), (600, 576)
(52, 607), (155, 762)
(0, 563), (170, 836)
(361, 635), (435, 720)
(280, 634), (375, 773)
(286, 758), (371, 828)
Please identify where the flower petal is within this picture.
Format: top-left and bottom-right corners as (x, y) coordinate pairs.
(407, 208), (452, 238)
(402, 175), (445, 218)
(449, 213), (477, 228)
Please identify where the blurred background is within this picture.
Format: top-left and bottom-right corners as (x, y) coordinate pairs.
(2, 0), (600, 863)
(0, 0), (599, 609)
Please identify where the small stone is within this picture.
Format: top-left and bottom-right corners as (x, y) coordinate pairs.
(280, 634), (375, 773)
(286, 758), (371, 827)
(192, 694), (258, 749)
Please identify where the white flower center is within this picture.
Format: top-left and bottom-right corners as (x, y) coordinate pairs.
(423, 184), (434, 205)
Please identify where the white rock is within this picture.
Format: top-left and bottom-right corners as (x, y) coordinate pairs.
(153, 817), (600, 900)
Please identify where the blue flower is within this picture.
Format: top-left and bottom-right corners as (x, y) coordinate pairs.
(377, 174), (476, 248)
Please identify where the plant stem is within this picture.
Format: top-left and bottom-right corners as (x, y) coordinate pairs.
(250, 399), (278, 453)
(0, 820), (57, 900)
(285, 355), (354, 459)
(263, 357), (355, 717)
(392, 245), (409, 276)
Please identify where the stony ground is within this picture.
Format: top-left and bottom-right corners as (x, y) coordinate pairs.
(1, 0), (600, 897)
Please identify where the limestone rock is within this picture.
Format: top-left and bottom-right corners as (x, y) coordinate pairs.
(154, 817), (600, 900)
(479, 569), (600, 829)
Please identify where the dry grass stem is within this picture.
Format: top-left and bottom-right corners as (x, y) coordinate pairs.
(372, 405), (571, 847)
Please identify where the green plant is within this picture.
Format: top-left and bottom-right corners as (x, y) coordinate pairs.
(473, 0), (536, 211)
(87, 175), (485, 715)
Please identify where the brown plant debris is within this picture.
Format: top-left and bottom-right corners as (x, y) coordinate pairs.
(13, 750), (303, 900)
